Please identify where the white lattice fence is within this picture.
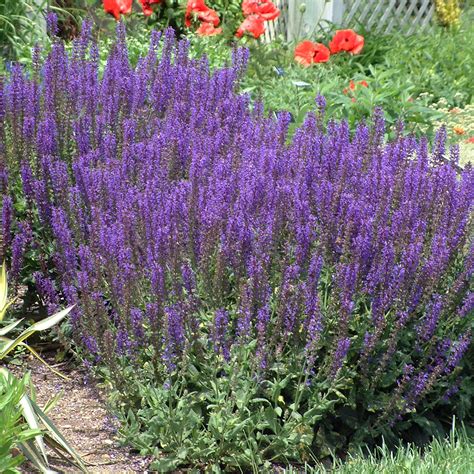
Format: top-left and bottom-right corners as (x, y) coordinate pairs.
(263, 0), (435, 41)
(343, 0), (435, 34)
(263, 0), (290, 42)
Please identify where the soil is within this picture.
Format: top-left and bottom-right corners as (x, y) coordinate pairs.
(7, 353), (151, 473)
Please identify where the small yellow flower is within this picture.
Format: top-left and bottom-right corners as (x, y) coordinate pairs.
(278, 395), (285, 404)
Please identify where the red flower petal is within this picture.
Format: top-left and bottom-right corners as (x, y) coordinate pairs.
(196, 22), (222, 36)
(313, 43), (330, 63)
(185, 0), (220, 28)
(350, 34), (364, 55)
(103, 0), (132, 20)
(139, 0), (162, 16)
(236, 15), (266, 39)
(242, 0), (280, 21)
(329, 29), (364, 55)
(294, 41), (330, 66)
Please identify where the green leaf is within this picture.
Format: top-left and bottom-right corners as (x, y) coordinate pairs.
(263, 407), (279, 434)
(0, 262), (8, 319)
(0, 306), (74, 359)
(27, 398), (88, 472)
(150, 456), (182, 472)
(0, 318), (24, 336)
(18, 439), (56, 474)
(19, 394), (49, 465)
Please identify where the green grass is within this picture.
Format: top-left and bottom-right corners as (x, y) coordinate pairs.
(284, 425), (474, 474)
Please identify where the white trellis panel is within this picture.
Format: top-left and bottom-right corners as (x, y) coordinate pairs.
(262, 0), (435, 41)
(263, 0), (290, 42)
(345, 0), (435, 34)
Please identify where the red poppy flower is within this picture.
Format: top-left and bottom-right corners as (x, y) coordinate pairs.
(139, 0), (162, 16)
(196, 22), (222, 36)
(236, 15), (266, 38)
(185, 0), (220, 27)
(294, 41), (330, 66)
(359, 80), (368, 87)
(465, 137), (474, 144)
(242, 0), (280, 21)
(329, 29), (364, 55)
(349, 80), (355, 90)
(103, 0), (132, 20)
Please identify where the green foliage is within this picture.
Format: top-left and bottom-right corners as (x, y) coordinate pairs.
(0, 370), (40, 474)
(103, 297), (472, 471)
(0, 367), (88, 473)
(285, 423), (474, 474)
(110, 339), (348, 471)
(0, 263), (86, 472)
(0, 0), (48, 61)
(0, 263), (74, 378)
(237, 19), (474, 140)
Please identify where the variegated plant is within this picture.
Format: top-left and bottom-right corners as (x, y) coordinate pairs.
(0, 262), (72, 378)
(0, 262), (88, 473)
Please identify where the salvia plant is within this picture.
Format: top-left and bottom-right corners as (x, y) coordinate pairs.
(0, 16), (473, 469)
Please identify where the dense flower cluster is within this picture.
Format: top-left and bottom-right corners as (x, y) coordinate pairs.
(295, 29), (364, 67)
(1, 24), (472, 425)
(103, 0), (280, 39)
(434, 0), (461, 26)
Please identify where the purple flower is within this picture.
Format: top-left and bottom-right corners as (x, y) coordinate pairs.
(130, 308), (145, 342)
(46, 11), (58, 36)
(213, 308), (231, 361)
(10, 222), (31, 281)
(1, 24), (471, 417)
(330, 337), (351, 379)
(34, 271), (59, 314)
(163, 304), (185, 371)
(1, 195), (13, 249)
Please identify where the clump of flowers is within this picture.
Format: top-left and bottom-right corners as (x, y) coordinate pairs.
(329, 29), (364, 55)
(294, 40), (330, 66)
(434, 0), (461, 27)
(342, 79), (369, 102)
(294, 29), (364, 66)
(1, 20), (472, 467)
(102, 0), (280, 39)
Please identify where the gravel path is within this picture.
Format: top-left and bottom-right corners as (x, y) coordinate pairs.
(8, 353), (150, 473)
